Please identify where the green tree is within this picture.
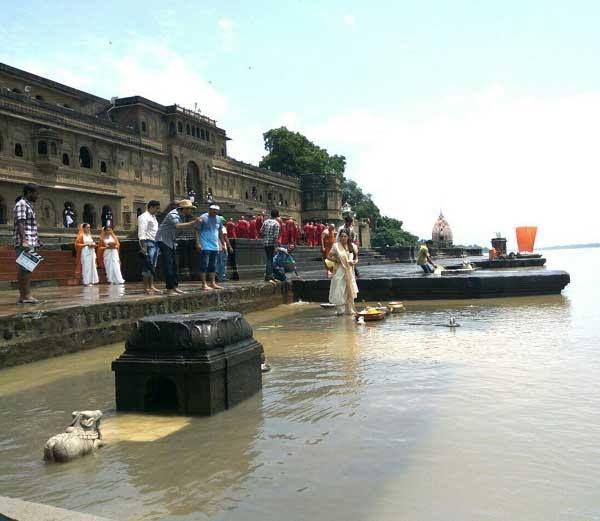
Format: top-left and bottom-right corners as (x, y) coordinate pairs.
(259, 127), (345, 177)
(260, 127), (418, 248)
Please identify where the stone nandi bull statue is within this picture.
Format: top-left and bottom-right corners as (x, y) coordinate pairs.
(43, 410), (104, 463)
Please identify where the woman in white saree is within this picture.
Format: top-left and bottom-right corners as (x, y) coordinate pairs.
(327, 229), (359, 315)
(99, 226), (125, 284)
(75, 223), (99, 286)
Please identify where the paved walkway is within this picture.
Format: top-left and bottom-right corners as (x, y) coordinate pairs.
(0, 280), (264, 318)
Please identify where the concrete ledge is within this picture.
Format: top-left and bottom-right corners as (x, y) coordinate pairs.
(0, 496), (114, 521)
(0, 282), (291, 368)
(292, 270), (570, 302)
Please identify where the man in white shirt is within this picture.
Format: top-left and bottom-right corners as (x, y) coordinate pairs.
(138, 200), (161, 294)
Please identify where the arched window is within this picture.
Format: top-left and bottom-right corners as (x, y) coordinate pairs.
(221, 147), (225, 156)
(284, 199), (288, 206)
(79, 146), (92, 168)
(35, 95), (44, 101)
(83, 204), (96, 227)
(245, 191), (249, 199)
(62, 153), (70, 166)
(100, 161), (107, 173)
(169, 121), (176, 136)
(200, 128), (205, 140)
(259, 195), (263, 202)
(141, 121), (147, 133)
(186, 124), (190, 135)
(191, 127), (196, 138)
(12, 88), (22, 94)
(267, 192), (273, 201)
(50, 142), (57, 155)
(177, 121), (183, 133)
(14, 143), (23, 157)
(38, 141), (48, 155)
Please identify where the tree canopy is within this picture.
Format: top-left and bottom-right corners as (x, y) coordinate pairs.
(260, 126), (418, 248)
(259, 127), (346, 177)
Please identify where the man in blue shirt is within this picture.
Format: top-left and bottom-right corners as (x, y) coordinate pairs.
(195, 204), (225, 290)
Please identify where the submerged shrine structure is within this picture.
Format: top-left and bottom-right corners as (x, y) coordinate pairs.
(112, 312), (263, 416)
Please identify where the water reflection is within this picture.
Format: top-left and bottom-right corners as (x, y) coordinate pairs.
(0, 249), (597, 521)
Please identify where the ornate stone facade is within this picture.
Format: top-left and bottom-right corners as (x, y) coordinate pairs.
(0, 62), (326, 230)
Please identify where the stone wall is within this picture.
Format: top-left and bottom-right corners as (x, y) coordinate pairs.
(0, 281), (292, 368)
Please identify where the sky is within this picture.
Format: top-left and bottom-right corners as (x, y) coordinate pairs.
(1, 0), (599, 248)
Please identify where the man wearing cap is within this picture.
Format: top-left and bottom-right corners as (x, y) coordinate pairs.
(155, 199), (200, 295)
(194, 204), (226, 290)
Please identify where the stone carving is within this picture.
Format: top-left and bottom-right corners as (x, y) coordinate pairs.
(43, 410), (104, 462)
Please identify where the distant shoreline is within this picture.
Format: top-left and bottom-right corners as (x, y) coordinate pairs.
(539, 243), (600, 251)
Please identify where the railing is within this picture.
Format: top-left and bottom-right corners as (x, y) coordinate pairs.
(0, 88), (163, 152)
(165, 104), (217, 126)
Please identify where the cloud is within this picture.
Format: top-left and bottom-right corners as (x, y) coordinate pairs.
(14, 37), (227, 120)
(308, 86), (600, 247)
(217, 18), (236, 51)
(342, 14), (356, 28)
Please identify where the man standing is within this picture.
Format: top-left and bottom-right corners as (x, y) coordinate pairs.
(417, 241), (437, 274)
(138, 200), (161, 295)
(195, 204), (226, 290)
(260, 209), (281, 282)
(216, 214), (234, 283)
(14, 184), (41, 304)
(155, 199), (199, 295)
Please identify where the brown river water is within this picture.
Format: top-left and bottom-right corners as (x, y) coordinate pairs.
(1, 248), (599, 520)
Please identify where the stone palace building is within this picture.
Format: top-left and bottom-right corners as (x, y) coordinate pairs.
(0, 62), (341, 232)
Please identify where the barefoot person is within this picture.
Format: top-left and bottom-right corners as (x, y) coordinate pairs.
(155, 199), (200, 295)
(137, 200), (161, 295)
(75, 223), (99, 286)
(194, 204), (226, 290)
(327, 229), (359, 315)
(13, 184), (41, 304)
(98, 225), (125, 284)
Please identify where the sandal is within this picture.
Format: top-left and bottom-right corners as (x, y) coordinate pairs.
(17, 298), (43, 305)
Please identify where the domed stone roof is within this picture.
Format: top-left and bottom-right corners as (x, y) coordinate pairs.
(432, 211), (453, 244)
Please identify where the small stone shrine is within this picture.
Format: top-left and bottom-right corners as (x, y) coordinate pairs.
(112, 312), (263, 416)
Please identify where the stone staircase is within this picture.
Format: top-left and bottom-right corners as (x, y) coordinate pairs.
(288, 245), (390, 273)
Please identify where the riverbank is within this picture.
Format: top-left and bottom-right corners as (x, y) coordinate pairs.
(0, 281), (291, 368)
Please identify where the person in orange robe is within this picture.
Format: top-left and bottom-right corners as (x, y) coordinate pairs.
(255, 213), (264, 238)
(225, 218), (237, 239)
(276, 216), (285, 245)
(248, 216), (258, 239)
(285, 218), (297, 247)
(236, 216), (249, 238)
(321, 223), (336, 274)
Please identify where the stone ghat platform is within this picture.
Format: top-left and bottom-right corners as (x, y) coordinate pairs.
(0, 281), (291, 368)
(293, 264), (570, 302)
(446, 257), (547, 269)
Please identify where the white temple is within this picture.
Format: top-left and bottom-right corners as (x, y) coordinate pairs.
(432, 212), (453, 245)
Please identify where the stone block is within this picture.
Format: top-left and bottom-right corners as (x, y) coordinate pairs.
(112, 311), (262, 416)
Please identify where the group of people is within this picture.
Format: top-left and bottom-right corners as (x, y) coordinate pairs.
(12, 182), (357, 313)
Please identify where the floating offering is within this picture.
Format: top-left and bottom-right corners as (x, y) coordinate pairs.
(355, 307), (386, 322)
(387, 301), (406, 313)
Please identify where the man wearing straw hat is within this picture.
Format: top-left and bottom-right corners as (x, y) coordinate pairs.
(155, 199), (200, 295)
